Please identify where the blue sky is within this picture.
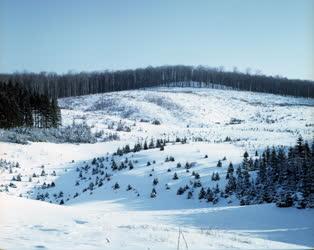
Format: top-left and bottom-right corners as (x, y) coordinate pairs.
(0, 0), (313, 80)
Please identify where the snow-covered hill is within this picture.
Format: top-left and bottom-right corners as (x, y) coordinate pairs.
(60, 87), (314, 149)
(1, 87), (313, 249)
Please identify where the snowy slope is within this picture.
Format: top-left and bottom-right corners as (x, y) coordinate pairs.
(59, 87), (314, 150)
(1, 193), (313, 250)
(1, 87), (314, 249)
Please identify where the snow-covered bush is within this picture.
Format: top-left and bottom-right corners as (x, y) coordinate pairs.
(0, 122), (117, 144)
(56, 122), (96, 143)
(151, 119), (161, 125)
(116, 121), (131, 132)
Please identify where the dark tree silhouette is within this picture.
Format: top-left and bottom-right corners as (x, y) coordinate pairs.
(1, 65), (312, 99)
(0, 82), (61, 128)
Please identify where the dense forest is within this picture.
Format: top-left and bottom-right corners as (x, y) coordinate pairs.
(0, 65), (313, 98)
(222, 136), (314, 208)
(0, 82), (61, 128)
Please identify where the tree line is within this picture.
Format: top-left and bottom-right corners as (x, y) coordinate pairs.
(223, 136), (314, 208)
(0, 81), (61, 128)
(0, 65), (313, 98)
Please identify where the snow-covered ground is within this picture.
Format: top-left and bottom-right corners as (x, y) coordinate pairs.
(59, 87), (314, 149)
(2, 193), (313, 250)
(1, 87), (313, 249)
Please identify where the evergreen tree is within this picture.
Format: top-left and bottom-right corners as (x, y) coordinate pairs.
(225, 173), (236, 194)
(242, 168), (251, 195)
(206, 187), (214, 202)
(257, 156), (267, 185)
(187, 191), (193, 199)
(226, 162), (234, 179)
(150, 188), (157, 198)
(217, 160), (222, 167)
(236, 166), (244, 196)
(242, 151), (249, 170)
(149, 138), (155, 148)
(153, 178), (159, 185)
(0, 82), (61, 128)
(198, 187), (206, 199)
(111, 160), (118, 171)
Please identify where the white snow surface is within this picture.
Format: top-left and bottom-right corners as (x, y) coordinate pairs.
(59, 87), (314, 149)
(1, 193), (313, 250)
(1, 87), (314, 249)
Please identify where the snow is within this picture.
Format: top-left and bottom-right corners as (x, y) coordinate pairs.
(1, 87), (313, 249)
(59, 87), (314, 150)
(1, 193), (313, 250)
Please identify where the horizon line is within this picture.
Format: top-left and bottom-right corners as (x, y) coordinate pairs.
(1, 64), (313, 82)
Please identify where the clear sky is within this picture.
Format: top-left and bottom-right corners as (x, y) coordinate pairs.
(0, 0), (313, 80)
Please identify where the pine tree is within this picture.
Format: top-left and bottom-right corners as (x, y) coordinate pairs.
(113, 182), (120, 190)
(177, 187), (185, 195)
(156, 139), (162, 148)
(128, 161), (134, 170)
(206, 187), (214, 202)
(242, 151), (250, 170)
(257, 156), (267, 185)
(111, 160), (118, 171)
(199, 187), (206, 199)
(51, 98), (61, 127)
(217, 160), (222, 167)
(150, 188), (157, 198)
(149, 138), (154, 148)
(242, 168), (251, 194)
(153, 178), (159, 185)
(214, 184), (220, 194)
(225, 174), (236, 194)
(187, 191), (193, 199)
(226, 162), (234, 179)
(236, 166), (244, 196)
(173, 172), (178, 180)
(123, 144), (131, 154)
